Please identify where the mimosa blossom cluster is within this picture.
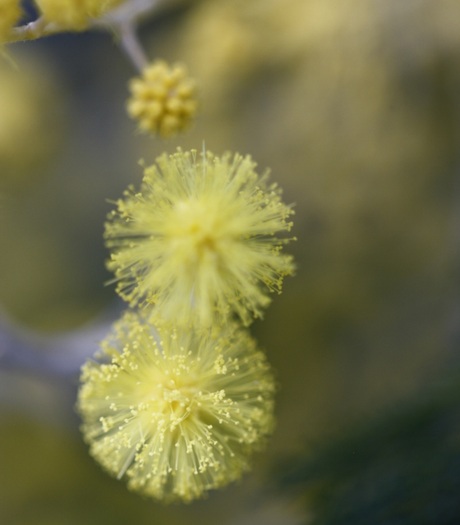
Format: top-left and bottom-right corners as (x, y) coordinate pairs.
(77, 148), (295, 502)
(1, 0), (295, 503)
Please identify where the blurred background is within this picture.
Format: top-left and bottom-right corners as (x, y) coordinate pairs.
(1, 0), (460, 523)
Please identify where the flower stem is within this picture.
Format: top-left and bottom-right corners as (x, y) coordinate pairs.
(119, 22), (149, 72)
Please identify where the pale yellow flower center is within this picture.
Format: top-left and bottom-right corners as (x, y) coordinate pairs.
(167, 198), (231, 266)
(130, 359), (203, 434)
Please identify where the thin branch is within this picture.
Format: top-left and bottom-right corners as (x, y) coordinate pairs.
(0, 303), (122, 377)
(91, 0), (160, 71)
(6, 0), (160, 47)
(8, 17), (61, 43)
(119, 22), (149, 72)
(96, 0), (161, 27)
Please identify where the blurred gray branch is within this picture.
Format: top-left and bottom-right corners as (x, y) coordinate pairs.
(0, 303), (122, 377)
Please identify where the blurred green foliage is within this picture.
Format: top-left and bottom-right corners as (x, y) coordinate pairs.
(277, 369), (460, 524)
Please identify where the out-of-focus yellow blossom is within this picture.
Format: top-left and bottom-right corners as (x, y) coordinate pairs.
(178, 0), (316, 112)
(0, 58), (66, 192)
(0, 0), (22, 44)
(177, 0), (257, 111)
(77, 311), (275, 503)
(126, 60), (198, 138)
(35, 0), (123, 30)
(105, 149), (295, 328)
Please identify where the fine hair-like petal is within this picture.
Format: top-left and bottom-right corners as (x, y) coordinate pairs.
(105, 148), (295, 327)
(77, 311), (276, 503)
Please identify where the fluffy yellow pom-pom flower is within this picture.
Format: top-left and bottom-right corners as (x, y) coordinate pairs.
(105, 148), (295, 327)
(35, 0), (122, 30)
(77, 311), (275, 503)
(0, 0), (22, 43)
(126, 60), (198, 138)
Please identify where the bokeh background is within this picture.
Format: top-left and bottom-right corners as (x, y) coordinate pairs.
(1, 0), (460, 523)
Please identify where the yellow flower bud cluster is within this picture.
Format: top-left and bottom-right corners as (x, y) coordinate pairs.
(0, 57), (65, 192)
(127, 60), (198, 138)
(0, 0), (22, 43)
(78, 148), (294, 502)
(35, 0), (123, 30)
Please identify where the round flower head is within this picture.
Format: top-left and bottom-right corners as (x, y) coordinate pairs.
(105, 149), (295, 327)
(126, 60), (198, 138)
(0, 0), (22, 44)
(77, 311), (275, 503)
(35, 0), (122, 30)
